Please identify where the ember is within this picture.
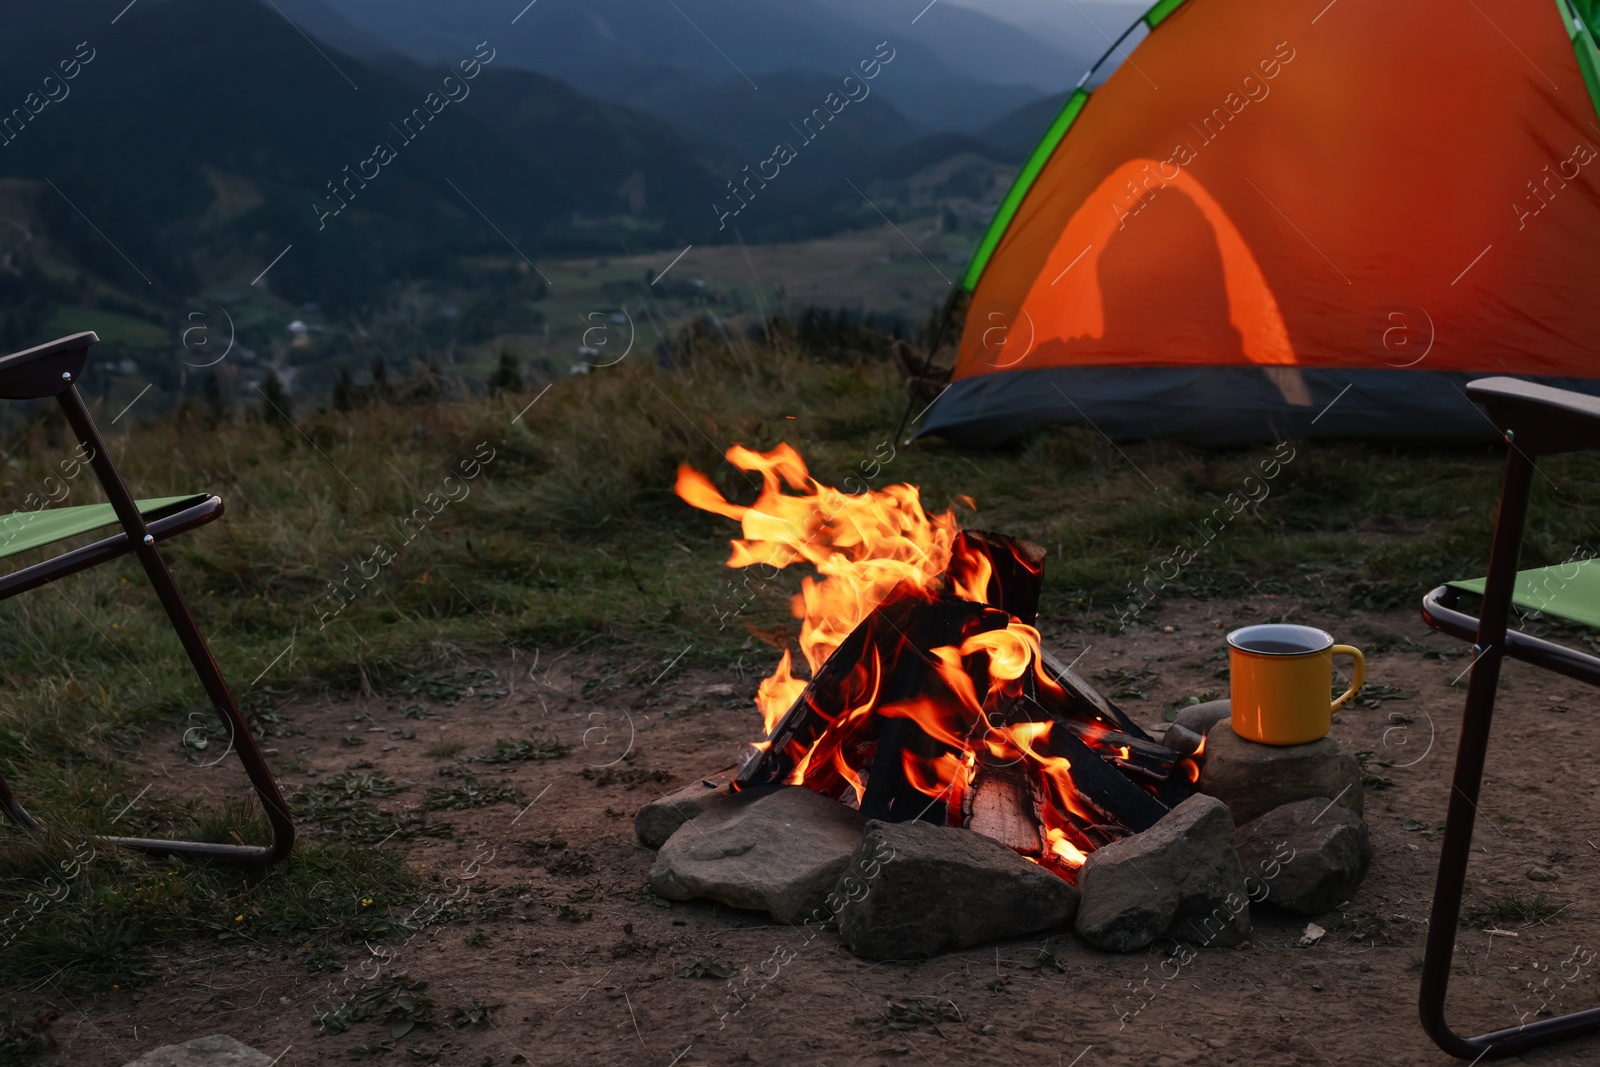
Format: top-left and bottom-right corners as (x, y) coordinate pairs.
(676, 444), (1196, 878)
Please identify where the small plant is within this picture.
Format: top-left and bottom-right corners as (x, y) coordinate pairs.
(1018, 936), (1070, 974)
(312, 972), (436, 1038)
(1, 1000), (56, 1063)
(449, 998), (501, 1028)
(466, 737), (571, 764)
(581, 767), (673, 788)
(425, 778), (521, 811)
(394, 666), (499, 705)
(675, 958), (733, 979)
(545, 850), (595, 876)
(884, 997), (962, 1034)
(557, 904), (593, 923)
(1352, 751), (1395, 790)
(1461, 893), (1565, 929)
(294, 770), (452, 844)
(425, 741), (463, 759)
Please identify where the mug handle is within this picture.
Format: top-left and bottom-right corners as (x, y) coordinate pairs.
(1329, 645), (1366, 712)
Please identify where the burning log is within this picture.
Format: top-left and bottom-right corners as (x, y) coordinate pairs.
(964, 758), (1041, 854)
(1036, 646), (1154, 742)
(737, 595), (1010, 795)
(948, 529), (1047, 625)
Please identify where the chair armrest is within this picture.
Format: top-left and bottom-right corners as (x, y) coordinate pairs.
(0, 332), (98, 400)
(1467, 376), (1600, 456)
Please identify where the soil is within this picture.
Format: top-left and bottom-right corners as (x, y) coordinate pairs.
(24, 595), (1600, 1066)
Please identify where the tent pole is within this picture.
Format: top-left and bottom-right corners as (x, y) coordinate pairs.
(893, 288), (961, 447)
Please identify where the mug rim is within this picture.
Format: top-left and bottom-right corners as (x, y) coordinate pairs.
(1226, 622), (1334, 657)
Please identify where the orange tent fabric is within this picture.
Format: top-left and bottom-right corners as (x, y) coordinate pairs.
(923, 0), (1600, 444)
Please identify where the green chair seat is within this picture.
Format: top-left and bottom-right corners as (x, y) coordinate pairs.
(1449, 558), (1600, 630)
(0, 494), (211, 562)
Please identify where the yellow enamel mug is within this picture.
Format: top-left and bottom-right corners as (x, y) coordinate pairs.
(1226, 624), (1365, 745)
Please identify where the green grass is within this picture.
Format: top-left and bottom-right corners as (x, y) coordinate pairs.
(39, 305), (170, 349)
(2, 311), (1599, 997)
(1461, 893), (1566, 929)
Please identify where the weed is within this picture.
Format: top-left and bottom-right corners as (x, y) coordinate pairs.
(425, 741), (463, 758)
(883, 997), (962, 1034)
(395, 666), (500, 705)
(449, 999), (501, 1028)
(545, 850), (595, 876)
(1461, 894), (1566, 929)
(581, 767), (672, 788)
(313, 972), (436, 1039)
(424, 777), (521, 810)
(1352, 751), (1395, 790)
(1018, 936), (1071, 974)
(676, 958), (733, 979)
(465, 737), (571, 764)
(293, 770), (452, 844)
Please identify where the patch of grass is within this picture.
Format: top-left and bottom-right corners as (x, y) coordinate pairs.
(464, 736), (570, 764)
(312, 972), (436, 1038)
(425, 741), (463, 758)
(424, 777), (521, 811)
(883, 997), (962, 1034)
(394, 666), (501, 705)
(580, 767), (673, 788)
(1461, 893), (1565, 929)
(0, 1000), (56, 1064)
(293, 770), (452, 844)
(0, 818), (419, 992)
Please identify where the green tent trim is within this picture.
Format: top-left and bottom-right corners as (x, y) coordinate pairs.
(960, 0), (1193, 293)
(1557, 0), (1600, 122)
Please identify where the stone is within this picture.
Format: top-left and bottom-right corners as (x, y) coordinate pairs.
(648, 786), (863, 923)
(1173, 699), (1233, 737)
(1233, 799), (1372, 915)
(635, 766), (740, 848)
(1528, 866), (1560, 882)
(1197, 721), (1362, 826)
(1074, 794), (1251, 952)
(122, 1035), (271, 1067)
(833, 820), (1078, 960)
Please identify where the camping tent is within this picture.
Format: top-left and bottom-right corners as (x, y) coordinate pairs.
(918, 0), (1600, 446)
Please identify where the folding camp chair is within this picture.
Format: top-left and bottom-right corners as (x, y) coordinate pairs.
(0, 331), (293, 865)
(1420, 377), (1600, 1058)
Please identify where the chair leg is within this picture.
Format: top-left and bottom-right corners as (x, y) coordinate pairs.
(43, 387), (295, 865)
(1419, 442), (1600, 1057)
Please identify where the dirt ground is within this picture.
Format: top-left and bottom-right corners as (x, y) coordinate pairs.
(26, 594), (1600, 1066)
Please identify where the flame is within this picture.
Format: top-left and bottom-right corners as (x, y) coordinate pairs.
(1045, 827), (1088, 868)
(675, 444), (961, 728)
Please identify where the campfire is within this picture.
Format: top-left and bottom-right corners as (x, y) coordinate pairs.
(676, 444), (1200, 879)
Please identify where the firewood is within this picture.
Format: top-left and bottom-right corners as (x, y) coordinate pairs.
(948, 530), (1047, 625)
(1036, 646), (1154, 742)
(964, 758), (1041, 853)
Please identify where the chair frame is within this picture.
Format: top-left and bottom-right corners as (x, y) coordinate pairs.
(1419, 376), (1600, 1059)
(0, 332), (293, 865)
